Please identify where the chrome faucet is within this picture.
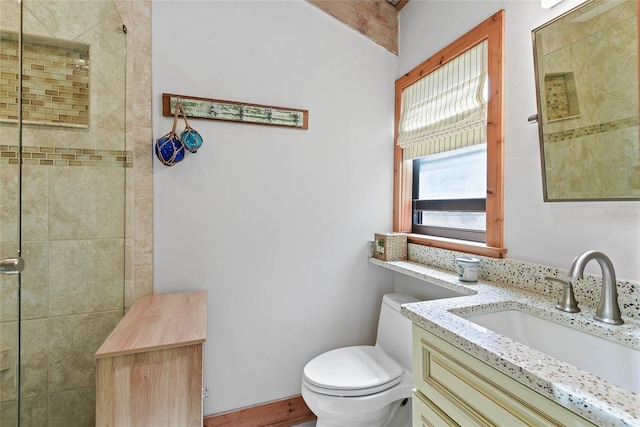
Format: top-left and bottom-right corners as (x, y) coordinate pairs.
(568, 250), (623, 325)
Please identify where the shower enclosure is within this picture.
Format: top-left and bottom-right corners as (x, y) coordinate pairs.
(0, 0), (127, 425)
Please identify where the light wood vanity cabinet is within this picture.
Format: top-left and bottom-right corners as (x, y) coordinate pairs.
(96, 291), (207, 427)
(412, 324), (596, 427)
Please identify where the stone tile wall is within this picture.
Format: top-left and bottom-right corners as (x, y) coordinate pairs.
(115, 0), (154, 309)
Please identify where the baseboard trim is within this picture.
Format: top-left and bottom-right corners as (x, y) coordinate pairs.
(203, 394), (316, 427)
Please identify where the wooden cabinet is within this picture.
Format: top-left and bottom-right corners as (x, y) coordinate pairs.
(96, 291), (207, 427)
(412, 324), (595, 427)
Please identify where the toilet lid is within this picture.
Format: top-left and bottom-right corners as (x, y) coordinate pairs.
(302, 346), (403, 397)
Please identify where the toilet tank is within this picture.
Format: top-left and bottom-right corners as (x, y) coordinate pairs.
(375, 293), (419, 372)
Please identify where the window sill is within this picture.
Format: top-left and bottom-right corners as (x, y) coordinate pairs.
(406, 233), (507, 259)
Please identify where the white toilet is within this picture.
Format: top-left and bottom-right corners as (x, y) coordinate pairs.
(301, 293), (419, 427)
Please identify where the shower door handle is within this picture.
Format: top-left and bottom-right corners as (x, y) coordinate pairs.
(0, 257), (25, 275)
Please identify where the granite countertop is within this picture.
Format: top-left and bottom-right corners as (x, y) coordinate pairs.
(370, 257), (640, 427)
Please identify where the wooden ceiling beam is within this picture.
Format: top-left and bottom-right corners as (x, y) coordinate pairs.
(394, 0), (410, 11)
(306, 0), (399, 55)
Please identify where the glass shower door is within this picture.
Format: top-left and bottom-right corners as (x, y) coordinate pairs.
(1, 0), (127, 425)
(1, 0), (24, 425)
(0, 111), (23, 426)
(0, 168), (22, 426)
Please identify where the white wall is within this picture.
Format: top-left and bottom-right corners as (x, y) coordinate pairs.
(152, 0), (396, 415)
(153, 0), (639, 416)
(399, 0), (640, 281)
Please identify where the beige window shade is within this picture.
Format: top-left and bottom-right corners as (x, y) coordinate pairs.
(398, 40), (488, 160)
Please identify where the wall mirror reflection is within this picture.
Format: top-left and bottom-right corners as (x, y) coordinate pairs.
(532, 0), (639, 201)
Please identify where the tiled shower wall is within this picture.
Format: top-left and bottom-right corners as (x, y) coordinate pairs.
(0, 0), (152, 425)
(115, 0), (153, 310)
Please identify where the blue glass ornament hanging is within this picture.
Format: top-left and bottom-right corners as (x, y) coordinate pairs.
(155, 132), (185, 166)
(154, 100), (186, 166)
(178, 103), (203, 153)
(181, 126), (203, 153)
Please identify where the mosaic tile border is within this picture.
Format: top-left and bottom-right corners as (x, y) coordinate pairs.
(0, 144), (132, 168)
(544, 116), (638, 143)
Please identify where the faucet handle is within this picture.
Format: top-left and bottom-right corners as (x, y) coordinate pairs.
(545, 276), (580, 313)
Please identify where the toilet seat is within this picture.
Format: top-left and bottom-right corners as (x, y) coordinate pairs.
(302, 346), (403, 397)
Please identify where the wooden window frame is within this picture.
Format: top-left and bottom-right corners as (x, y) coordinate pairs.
(393, 10), (506, 258)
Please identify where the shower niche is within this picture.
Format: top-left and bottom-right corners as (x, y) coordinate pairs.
(543, 71), (580, 122)
(0, 33), (90, 127)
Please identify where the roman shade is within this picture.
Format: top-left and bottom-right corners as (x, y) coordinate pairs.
(397, 40), (488, 159)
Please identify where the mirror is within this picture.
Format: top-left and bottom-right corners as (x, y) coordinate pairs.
(532, 0), (639, 201)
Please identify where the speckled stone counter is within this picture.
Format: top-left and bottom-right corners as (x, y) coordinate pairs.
(369, 256), (640, 427)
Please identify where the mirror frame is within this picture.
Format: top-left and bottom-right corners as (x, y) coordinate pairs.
(532, 0), (639, 202)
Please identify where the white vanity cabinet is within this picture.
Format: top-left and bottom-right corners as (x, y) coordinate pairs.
(412, 324), (596, 427)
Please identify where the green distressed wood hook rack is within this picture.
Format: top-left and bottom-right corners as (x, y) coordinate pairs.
(162, 93), (309, 130)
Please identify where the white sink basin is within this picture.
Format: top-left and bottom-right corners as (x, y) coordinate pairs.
(462, 309), (640, 394)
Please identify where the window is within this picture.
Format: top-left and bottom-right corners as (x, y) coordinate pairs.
(393, 10), (506, 258)
(412, 144), (487, 242)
